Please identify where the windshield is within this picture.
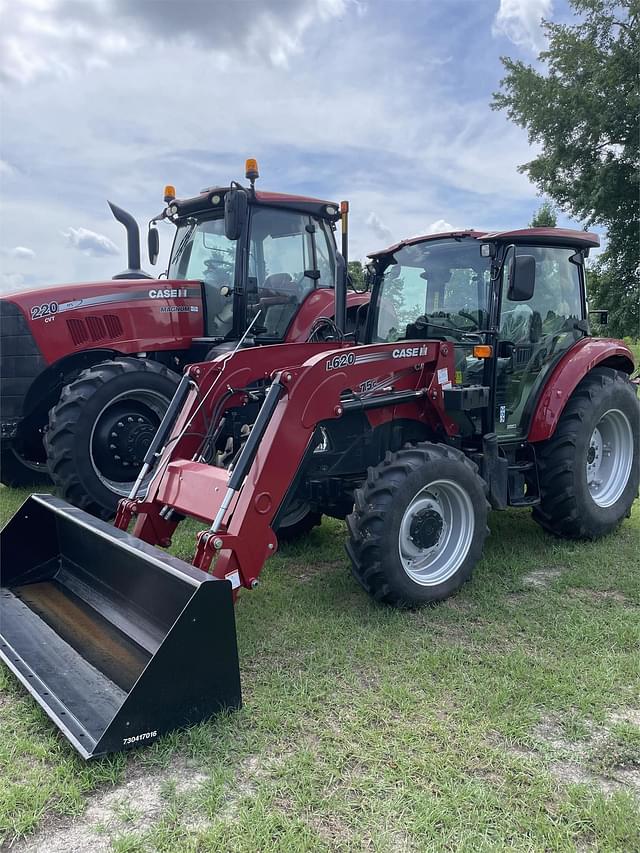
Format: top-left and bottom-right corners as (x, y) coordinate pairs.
(168, 215), (237, 336)
(247, 207), (333, 338)
(374, 238), (492, 342)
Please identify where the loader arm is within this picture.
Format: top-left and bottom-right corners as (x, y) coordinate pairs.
(122, 340), (457, 591)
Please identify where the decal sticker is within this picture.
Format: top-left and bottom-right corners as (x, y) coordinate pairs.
(326, 352), (356, 371)
(455, 370), (463, 385)
(123, 730), (158, 745)
(30, 301), (59, 320)
(437, 367), (449, 385)
(499, 405), (507, 423)
(149, 288), (190, 298)
(392, 345), (428, 359)
(160, 305), (200, 313)
(225, 570), (241, 589)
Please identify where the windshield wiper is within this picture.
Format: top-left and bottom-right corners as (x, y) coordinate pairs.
(172, 218), (197, 267)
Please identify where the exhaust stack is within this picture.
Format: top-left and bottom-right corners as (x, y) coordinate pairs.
(108, 201), (153, 280)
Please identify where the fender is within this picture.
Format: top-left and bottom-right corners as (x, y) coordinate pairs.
(527, 338), (635, 443)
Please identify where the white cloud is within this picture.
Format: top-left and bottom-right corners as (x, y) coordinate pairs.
(365, 211), (392, 242)
(0, 0), (348, 84)
(425, 219), (456, 235)
(63, 227), (119, 257)
(3, 245), (35, 259)
(492, 0), (552, 52)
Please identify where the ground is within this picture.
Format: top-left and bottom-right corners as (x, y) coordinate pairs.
(0, 484), (638, 852)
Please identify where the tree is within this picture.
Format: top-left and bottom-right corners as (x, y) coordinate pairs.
(347, 261), (365, 291)
(493, 0), (639, 338)
(530, 201), (557, 228)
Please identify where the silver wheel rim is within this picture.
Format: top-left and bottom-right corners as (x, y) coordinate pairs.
(586, 408), (634, 507)
(398, 478), (475, 586)
(89, 389), (168, 496)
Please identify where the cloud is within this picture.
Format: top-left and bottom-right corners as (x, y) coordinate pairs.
(63, 227), (119, 257)
(365, 211), (392, 242)
(425, 219), (456, 234)
(3, 245), (35, 260)
(0, 0), (348, 84)
(492, 0), (552, 52)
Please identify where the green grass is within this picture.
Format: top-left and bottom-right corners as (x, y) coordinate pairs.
(1, 484), (639, 851)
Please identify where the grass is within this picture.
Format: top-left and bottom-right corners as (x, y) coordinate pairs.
(1, 483), (639, 851)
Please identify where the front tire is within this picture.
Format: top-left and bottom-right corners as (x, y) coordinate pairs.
(346, 443), (489, 607)
(45, 358), (179, 519)
(533, 367), (639, 539)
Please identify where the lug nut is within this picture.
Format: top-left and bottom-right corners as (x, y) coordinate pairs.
(109, 444), (116, 450)
(114, 455), (121, 461)
(117, 421), (124, 428)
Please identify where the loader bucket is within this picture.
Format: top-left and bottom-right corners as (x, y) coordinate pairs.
(0, 495), (241, 759)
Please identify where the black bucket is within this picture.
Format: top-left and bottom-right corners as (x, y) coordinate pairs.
(0, 495), (241, 759)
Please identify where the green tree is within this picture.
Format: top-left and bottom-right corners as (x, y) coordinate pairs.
(493, 0), (639, 338)
(529, 201), (557, 228)
(347, 261), (365, 291)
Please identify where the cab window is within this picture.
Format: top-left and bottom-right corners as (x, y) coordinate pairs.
(248, 208), (315, 338)
(374, 238), (491, 343)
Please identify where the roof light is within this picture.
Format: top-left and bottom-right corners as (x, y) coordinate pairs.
(340, 200), (349, 214)
(245, 158), (259, 181)
(164, 184), (176, 203)
(211, 194), (221, 205)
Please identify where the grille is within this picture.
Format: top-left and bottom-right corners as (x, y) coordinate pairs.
(0, 300), (47, 420)
(66, 314), (124, 346)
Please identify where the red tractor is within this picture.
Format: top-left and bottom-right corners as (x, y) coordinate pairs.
(1, 226), (637, 758)
(0, 161), (366, 528)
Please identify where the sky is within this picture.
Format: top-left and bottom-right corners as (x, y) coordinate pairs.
(0, 0), (581, 295)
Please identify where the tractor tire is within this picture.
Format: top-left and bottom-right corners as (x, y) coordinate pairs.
(0, 444), (51, 488)
(45, 358), (179, 519)
(532, 367), (639, 539)
(276, 501), (322, 542)
(346, 443), (489, 607)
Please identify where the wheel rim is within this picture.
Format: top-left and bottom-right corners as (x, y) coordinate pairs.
(89, 389), (169, 496)
(398, 478), (475, 586)
(586, 408), (634, 508)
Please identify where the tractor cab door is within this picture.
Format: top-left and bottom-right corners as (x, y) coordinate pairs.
(168, 215), (239, 339)
(496, 244), (586, 437)
(246, 207), (335, 339)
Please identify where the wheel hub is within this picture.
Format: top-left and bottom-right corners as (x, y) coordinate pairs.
(92, 400), (163, 484)
(585, 409), (633, 508)
(409, 506), (444, 549)
(398, 479), (475, 587)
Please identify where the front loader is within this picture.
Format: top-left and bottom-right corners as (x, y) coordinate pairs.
(2, 226), (638, 758)
(1, 159), (367, 529)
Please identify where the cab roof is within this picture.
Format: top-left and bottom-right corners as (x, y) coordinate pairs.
(172, 186), (340, 222)
(368, 227), (600, 259)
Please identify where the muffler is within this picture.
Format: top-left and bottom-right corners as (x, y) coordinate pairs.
(0, 495), (241, 759)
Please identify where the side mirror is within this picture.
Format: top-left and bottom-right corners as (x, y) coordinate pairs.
(147, 225), (160, 265)
(508, 254), (536, 302)
(589, 308), (608, 326)
(224, 185), (248, 241)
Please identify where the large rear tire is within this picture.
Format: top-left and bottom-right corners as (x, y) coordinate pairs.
(346, 443), (489, 607)
(533, 367), (639, 539)
(45, 358), (179, 519)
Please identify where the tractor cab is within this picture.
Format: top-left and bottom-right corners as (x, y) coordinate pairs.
(155, 161), (345, 346)
(365, 228), (599, 438)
